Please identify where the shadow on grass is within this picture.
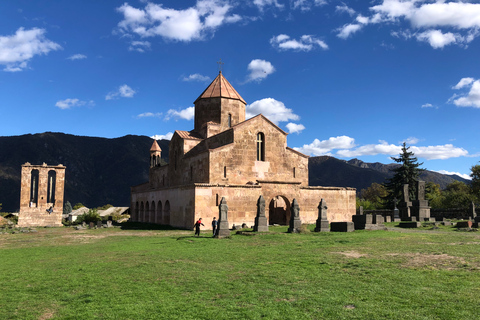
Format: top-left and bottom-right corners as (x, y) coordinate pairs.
(176, 235), (216, 241)
(117, 221), (185, 231)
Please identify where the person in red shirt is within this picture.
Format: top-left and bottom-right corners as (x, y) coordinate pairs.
(194, 218), (204, 237)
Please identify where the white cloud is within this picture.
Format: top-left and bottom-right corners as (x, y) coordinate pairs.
(129, 41), (151, 52)
(246, 98), (299, 124)
(137, 112), (162, 118)
(116, 1), (241, 42)
(450, 78), (480, 108)
(0, 27), (61, 72)
(246, 59), (275, 82)
(339, 1), (480, 48)
(106, 84), (136, 100)
(434, 170), (472, 181)
(182, 73), (211, 82)
(416, 29), (459, 49)
(421, 103), (437, 109)
(337, 23), (363, 39)
(55, 98), (94, 110)
(453, 77), (475, 90)
(295, 136), (357, 156)
(410, 144), (468, 160)
(292, 0), (326, 11)
(270, 34), (328, 51)
(151, 132), (174, 140)
(286, 123), (305, 134)
(165, 106), (195, 121)
(336, 4), (355, 16)
(67, 54), (87, 60)
(403, 137), (419, 145)
(253, 0), (284, 11)
(335, 140), (401, 158)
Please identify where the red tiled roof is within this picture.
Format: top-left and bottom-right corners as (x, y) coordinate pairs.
(194, 72), (246, 104)
(150, 140), (161, 151)
(175, 130), (203, 140)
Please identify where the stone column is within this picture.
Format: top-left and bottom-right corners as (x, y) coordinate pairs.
(288, 198), (302, 233)
(469, 201), (476, 219)
(314, 199), (329, 232)
(216, 197), (230, 238)
(253, 195), (268, 232)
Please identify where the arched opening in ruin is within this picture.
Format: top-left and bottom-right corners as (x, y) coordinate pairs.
(268, 196), (291, 225)
(140, 202), (144, 221)
(30, 169), (39, 207)
(164, 200), (171, 225)
(47, 170), (56, 205)
(135, 202), (139, 221)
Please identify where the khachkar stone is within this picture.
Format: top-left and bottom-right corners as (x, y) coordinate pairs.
(393, 197), (401, 222)
(411, 180), (431, 221)
(399, 184), (412, 221)
(469, 201), (476, 219)
(288, 198), (302, 233)
(253, 195), (268, 232)
(314, 199), (329, 232)
(216, 197), (231, 238)
(17, 162), (66, 227)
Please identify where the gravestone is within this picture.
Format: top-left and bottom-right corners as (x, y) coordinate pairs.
(411, 181), (432, 221)
(469, 201), (476, 219)
(288, 199), (302, 233)
(106, 220), (113, 228)
(393, 198), (401, 222)
(89, 222), (94, 229)
(97, 221), (102, 228)
(358, 206), (364, 215)
(82, 222), (87, 228)
(352, 214), (372, 230)
(216, 197), (230, 238)
(314, 199), (329, 232)
(399, 184), (412, 220)
(253, 195), (268, 232)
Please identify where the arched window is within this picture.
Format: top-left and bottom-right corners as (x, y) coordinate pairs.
(228, 114), (232, 128)
(224, 166), (227, 178)
(47, 170), (56, 204)
(30, 169), (39, 207)
(190, 166), (193, 181)
(256, 132), (265, 161)
(293, 167), (296, 178)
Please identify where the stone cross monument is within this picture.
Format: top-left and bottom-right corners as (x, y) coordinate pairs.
(288, 198), (302, 233)
(253, 195), (268, 232)
(411, 180), (431, 221)
(216, 197), (231, 238)
(314, 198), (329, 232)
(398, 184), (412, 220)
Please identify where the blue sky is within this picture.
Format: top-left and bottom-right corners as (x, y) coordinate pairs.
(1, 0), (480, 180)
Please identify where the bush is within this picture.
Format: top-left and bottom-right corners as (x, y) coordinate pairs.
(73, 203), (86, 210)
(76, 209), (101, 224)
(96, 204), (113, 211)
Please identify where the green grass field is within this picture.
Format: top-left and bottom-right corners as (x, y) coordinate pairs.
(1, 224), (480, 319)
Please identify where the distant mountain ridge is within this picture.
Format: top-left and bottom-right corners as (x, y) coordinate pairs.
(0, 133), (469, 212)
(308, 156), (469, 192)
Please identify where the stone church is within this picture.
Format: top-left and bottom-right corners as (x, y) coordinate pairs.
(131, 72), (355, 229)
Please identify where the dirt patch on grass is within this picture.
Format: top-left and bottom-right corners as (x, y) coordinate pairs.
(400, 253), (468, 270)
(333, 251), (367, 258)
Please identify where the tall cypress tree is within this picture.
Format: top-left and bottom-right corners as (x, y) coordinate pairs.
(384, 142), (424, 207)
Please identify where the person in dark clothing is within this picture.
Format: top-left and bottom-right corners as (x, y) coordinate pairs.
(211, 217), (217, 236)
(194, 218), (204, 237)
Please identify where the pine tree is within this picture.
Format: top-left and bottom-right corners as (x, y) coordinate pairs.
(63, 201), (73, 215)
(384, 142), (424, 207)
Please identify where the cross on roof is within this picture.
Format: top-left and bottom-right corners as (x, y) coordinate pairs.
(217, 59), (224, 73)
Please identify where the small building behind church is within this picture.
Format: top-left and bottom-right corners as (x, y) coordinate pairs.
(131, 72), (355, 229)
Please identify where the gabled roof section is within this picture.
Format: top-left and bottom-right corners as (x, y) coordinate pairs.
(174, 130), (203, 140)
(194, 72), (246, 104)
(150, 140), (162, 152)
(233, 114), (288, 136)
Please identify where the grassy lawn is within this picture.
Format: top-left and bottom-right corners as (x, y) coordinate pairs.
(1, 224), (480, 319)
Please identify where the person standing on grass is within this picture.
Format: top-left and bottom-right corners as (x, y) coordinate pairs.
(211, 217), (217, 236)
(194, 218), (204, 237)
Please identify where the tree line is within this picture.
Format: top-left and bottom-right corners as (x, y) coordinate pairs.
(357, 143), (480, 210)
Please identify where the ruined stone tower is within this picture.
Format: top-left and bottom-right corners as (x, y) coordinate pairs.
(17, 162), (66, 227)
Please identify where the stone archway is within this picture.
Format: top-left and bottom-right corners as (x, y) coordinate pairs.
(268, 196), (291, 225)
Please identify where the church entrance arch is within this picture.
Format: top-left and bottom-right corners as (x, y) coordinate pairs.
(268, 196), (291, 225)
(164, 200), (171, 225)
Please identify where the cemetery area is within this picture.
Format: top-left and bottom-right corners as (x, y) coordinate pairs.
(1, 224), (480, 319)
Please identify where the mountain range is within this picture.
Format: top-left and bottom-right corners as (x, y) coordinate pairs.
(0, 132), (469, 212)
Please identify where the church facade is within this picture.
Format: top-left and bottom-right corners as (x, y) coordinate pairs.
(130, 72), (355, 229)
